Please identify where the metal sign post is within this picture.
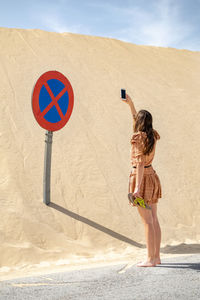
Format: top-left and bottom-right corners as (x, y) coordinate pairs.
(43, 131), (53, 205)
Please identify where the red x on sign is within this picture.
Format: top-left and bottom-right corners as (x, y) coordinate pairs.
(32, 71), (74, 131)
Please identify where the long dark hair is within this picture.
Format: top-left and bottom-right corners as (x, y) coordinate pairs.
(133, 110), (160, 155)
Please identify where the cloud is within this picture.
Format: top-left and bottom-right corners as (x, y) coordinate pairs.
(138, 0), (193, 47)
(29, 0), (199, 51)
(31, 2), (91, 35)
(41, 14), (82, 34)
(98, 0), (196, 50)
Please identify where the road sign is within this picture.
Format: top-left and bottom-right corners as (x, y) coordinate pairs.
(32, 71), (74, 205)
(32, 71), (74, 131)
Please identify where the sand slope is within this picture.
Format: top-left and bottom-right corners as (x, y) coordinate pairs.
(0, 27), (200, 275)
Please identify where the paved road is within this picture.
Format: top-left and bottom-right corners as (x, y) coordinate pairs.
(0, 255), (200, 300)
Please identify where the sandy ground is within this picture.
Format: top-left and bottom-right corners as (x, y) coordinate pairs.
(0, 27), (200, 280)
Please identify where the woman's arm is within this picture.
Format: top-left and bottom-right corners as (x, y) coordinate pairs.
(126, 94), (137, 119)
(134, 162), (145, 196)
(121, 93), (137, 119)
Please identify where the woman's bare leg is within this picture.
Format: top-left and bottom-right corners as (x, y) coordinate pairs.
(151, 203), (161, 264)
(137, 206), (156, 267)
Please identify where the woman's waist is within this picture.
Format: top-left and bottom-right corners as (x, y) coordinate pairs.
(130, 164), (156, 175)
(132, 164), (152, 169)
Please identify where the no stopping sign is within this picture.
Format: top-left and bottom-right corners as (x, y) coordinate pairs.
(32, 71), (74, 131)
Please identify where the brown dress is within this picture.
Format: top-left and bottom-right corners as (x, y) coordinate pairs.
(128, 130), (162, 205)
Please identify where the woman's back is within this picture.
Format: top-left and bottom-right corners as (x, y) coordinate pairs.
(130, 129), (160, 167)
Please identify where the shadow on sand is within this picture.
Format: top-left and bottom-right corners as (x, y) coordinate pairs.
(160, 243), (200, 254)
(49, 202), (200, 258)
(49, 202), (145, 248)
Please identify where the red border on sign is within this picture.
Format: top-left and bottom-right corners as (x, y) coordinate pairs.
(32, 71), (74, 131)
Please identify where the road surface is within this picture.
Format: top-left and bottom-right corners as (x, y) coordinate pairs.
(0, 254), (199, 300)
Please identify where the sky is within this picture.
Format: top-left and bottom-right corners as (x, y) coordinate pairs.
(0, 0), (200, 51)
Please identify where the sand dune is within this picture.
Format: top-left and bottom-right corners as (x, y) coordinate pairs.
(0, 27), (200, 278)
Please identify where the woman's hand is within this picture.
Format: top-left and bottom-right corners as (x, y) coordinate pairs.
(126, 94), (133, 105)
(121, 93), (133, 105)
(133, 188), (142, 199)
(129, 189), (142, 206)
(128, 190), (141, 207)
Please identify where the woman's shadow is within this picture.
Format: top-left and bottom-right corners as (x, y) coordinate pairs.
(161, 243), (200, 255)
(156, 261), (200, 271)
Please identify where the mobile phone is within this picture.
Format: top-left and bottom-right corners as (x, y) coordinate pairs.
(121, 89), (126, 99)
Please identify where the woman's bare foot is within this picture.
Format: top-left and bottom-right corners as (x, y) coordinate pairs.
(155, 258), (161, 265)
(137, 260), (156, 267)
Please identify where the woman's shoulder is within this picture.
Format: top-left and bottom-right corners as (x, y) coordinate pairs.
(130, 129), (160, 144)
(132, 131), (147, 138)
(130, 131), (146, 144)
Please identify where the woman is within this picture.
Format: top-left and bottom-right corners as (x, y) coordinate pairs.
(122, 93), (162, 267)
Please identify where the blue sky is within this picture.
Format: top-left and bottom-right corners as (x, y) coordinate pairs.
(1, 0), (200, 51)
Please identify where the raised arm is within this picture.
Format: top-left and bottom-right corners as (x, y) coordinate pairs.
(126, 94), (137, 119)
(121, 93), (137, 120)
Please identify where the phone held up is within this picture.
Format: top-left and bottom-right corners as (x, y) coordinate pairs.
(121, 89), (126, 99)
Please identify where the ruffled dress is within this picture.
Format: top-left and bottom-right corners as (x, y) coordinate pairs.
(128, 130), (162, 205)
